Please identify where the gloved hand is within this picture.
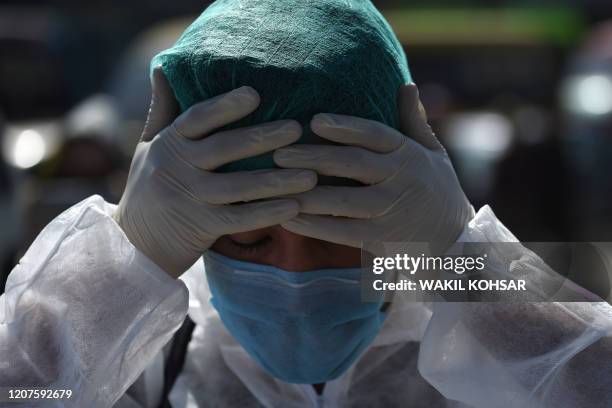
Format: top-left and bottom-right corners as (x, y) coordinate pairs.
(114, 68), (317, 278)
(273, 84), (474, 255)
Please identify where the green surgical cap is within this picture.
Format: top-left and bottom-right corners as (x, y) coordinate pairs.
(152, 0), (411, 171)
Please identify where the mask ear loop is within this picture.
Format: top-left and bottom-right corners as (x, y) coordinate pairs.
(361, 244), (396, 314)
(379, 267), (399, 314)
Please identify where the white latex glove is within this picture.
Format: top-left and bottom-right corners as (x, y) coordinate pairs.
(114, 68), (317, 278)
(274, 84), (474, 254)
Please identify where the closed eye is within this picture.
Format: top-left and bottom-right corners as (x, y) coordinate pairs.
(228, 236), (272, 254)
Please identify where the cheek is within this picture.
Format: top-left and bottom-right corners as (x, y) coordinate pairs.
(209, 238), (227, 253)
(323, 244), (362, 268)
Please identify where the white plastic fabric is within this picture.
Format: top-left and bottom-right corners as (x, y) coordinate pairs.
(0, 196), (189, 407)
(1, 196), (612, 408)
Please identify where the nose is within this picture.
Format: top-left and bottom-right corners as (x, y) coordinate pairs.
(269, 228), (324, 272)
(267, 227), (362, 272)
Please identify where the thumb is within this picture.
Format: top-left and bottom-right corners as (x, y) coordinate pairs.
(141, 66), (180, 142)
(397, 83), (443, 152)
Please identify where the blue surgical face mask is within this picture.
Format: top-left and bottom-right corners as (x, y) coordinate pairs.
(203, 250), (386, 384)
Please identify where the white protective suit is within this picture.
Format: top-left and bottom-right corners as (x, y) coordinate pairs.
(2, 195), (612, 408)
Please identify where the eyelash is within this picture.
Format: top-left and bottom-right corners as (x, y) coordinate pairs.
(230, 237), (271, 254)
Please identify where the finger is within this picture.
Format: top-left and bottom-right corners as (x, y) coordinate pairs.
(141, 66), (180, 142)
(310, 113), (405, 153)
(172, 86), (260, 140)
(200, 169), (317, 204)
(281, 214), (366, 249)
(273, 145), (393, 184)
(217, 199), (300, 233)
(397, 84), (444, 151)
(189, 120), (301, 170)
(287, 186), (389, 218)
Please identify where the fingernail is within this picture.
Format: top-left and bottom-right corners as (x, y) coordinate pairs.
(275, 199), (299, 215)
(274, 147), (305, 160)
(276, 120), (302, 139)
(233, 86), (259, 102)
(151, 64), (163, 77)
(293, 169), (317, 185)
(404, 83), (419, 99)
(150, 65), (164, 85)
(312, 113), (335, 128)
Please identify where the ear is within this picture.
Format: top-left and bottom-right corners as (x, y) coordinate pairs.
(141, 66), (180, 142)
(397, 84), (443, 151)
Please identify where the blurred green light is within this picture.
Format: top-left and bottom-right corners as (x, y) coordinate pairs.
(383, 7), (585, 46)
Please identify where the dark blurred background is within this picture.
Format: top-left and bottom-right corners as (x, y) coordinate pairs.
(1, 1), (612, 295)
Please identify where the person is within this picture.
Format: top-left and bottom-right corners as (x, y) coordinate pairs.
(2, 1), (612, 407)
(0, 115), (20, 288)
(560, 21), (612, 242)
